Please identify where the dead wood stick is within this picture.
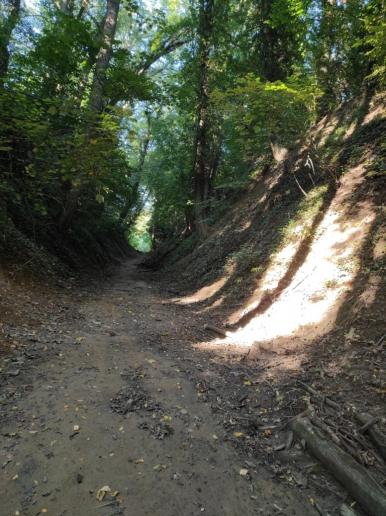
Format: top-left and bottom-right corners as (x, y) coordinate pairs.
(204, 324), (228, 337)
(311, 415), (341, 445)
(291, 416), (386, 516)
(375, 333), (386, 348)
(356, 413), (386, 462)
(297, 381), (340, 410)
(312, 500), (327, 516)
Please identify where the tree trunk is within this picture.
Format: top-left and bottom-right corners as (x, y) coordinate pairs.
(88, 0), (120, 114)
(258, 0), (283, 82)
(59, 0), (120, 230)
(0, 0), (21, 84)
(192, 0), (215, 238)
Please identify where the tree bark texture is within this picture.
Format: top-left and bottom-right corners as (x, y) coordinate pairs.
(88, 0), (120, 114)
(192, 0), (215, 238)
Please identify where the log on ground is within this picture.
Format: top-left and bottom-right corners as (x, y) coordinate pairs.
(291, 416), (386, 516)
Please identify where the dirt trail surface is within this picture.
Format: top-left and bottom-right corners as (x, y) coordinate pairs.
(0, 259), (312, 516)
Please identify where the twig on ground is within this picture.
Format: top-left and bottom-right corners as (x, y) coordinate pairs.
(297, 381), (340, 410)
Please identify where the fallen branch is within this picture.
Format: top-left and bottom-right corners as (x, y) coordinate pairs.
(375, 332), (386, 348)
(312, 499), (327, 516)
(291, 416), (386, 516)
(204, 324), (228, 337)
(297, 381), (340, 410)
(311, 415), (341, 445)
(356, 413), (386, 462)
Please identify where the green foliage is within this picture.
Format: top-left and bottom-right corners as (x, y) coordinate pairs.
(362, 0), (386, 86)
(142, 109), (194, 236)
(105, 50), (154, 104)
(129, 210), (152, 252)
(0, 0), (383, 265)
(309, 0), (381, 111)
(0, 0), (164, 266)
(212, 74), (320, 174)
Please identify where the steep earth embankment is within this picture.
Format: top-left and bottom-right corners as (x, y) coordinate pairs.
(164, 92), (385, 366)
(154, 92), (386, 511)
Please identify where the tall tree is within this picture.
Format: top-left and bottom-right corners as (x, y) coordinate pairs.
(252, 0), (308, 82)
(192, 0), (215, 237)
(0, 0), (21, 84)
(89, 0), (121, 114)
(311, 0), (370, 112)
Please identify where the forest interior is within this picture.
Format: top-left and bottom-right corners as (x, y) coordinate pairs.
(0, 0), (386, 515)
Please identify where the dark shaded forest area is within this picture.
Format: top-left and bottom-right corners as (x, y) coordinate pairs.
(0, 0), (384, 267)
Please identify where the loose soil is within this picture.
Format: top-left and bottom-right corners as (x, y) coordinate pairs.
(1, 259), (315, 516)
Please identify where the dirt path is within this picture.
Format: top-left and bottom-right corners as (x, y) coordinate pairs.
(0, 259), (312, 516)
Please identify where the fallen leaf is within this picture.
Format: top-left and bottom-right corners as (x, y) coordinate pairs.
(96, 485), (111, 502)
(239, 468), (248, 477)
(233, 432), (244, 438)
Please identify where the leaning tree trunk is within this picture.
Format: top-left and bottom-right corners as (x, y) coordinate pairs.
(192, 0), (215, 239)
(88, 0), (120, 114)
(0, 0), (21, 84)
(59, 0), (120, 230)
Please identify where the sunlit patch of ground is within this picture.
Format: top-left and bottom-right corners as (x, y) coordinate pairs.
(173, 276), (228, 305)
(173, 169), (285, 309)
(196, 162), (377, 356)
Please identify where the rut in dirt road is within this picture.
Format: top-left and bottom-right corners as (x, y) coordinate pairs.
(0, 260), (312, 516)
